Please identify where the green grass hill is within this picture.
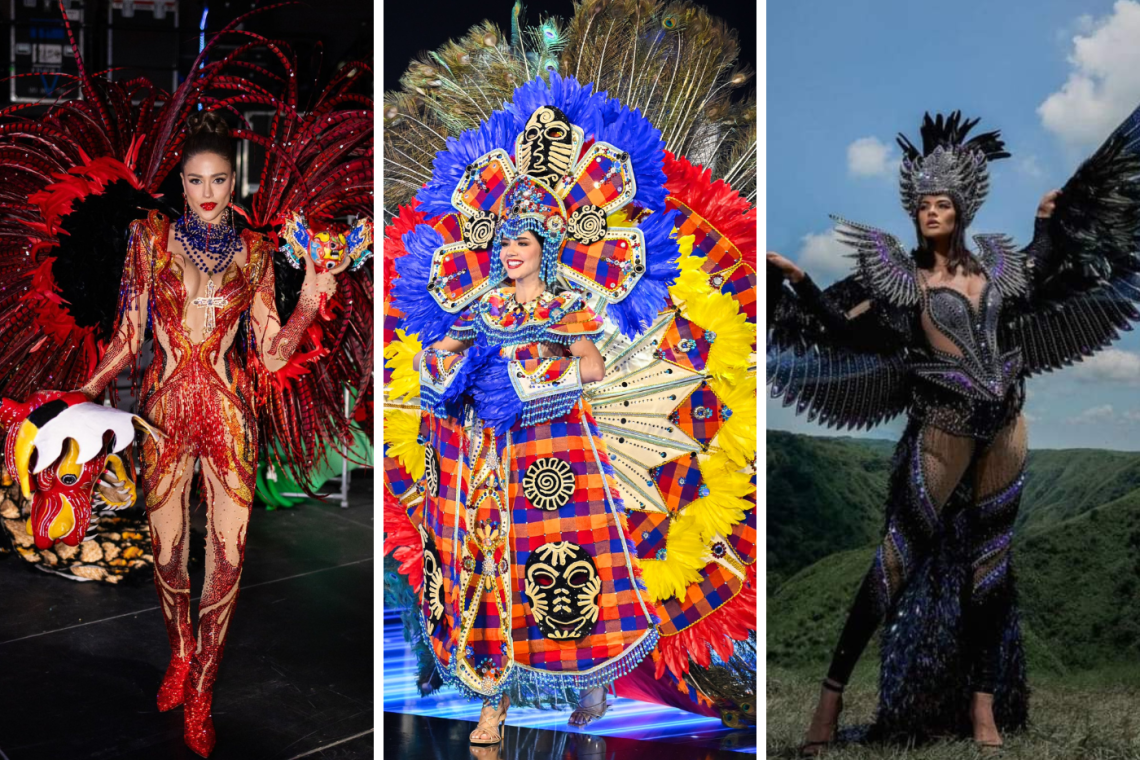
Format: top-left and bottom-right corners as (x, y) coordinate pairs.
(768, 432), (1140, 677)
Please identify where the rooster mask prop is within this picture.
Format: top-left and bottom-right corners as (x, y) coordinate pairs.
(0, 391), (160, 549)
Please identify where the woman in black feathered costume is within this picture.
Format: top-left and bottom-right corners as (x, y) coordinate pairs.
(767, 109), (1140, 753)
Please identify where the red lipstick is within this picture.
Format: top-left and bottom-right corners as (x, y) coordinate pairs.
(200, 202), (217, 211)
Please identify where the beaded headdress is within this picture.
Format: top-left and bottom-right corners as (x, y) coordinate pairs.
(896, 111), (1010, 229)
(487, 175), (567, 285)
(394, 72), (679, 343)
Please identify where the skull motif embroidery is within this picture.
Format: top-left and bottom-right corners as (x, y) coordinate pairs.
(516, 105), (574, 185)
(524, 541), (601, 641)
(419, 525), (446, 628)
(424, 445), (440, 498)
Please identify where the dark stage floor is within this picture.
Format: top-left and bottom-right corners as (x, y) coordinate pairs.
(383, 609), (756, 758)
(383, 712), (755, 760)
(0, 474), (375, 760)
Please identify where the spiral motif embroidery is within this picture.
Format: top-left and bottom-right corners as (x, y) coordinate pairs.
(463, 209), (498, 250)
(424, 446), (441, 498)
(567, 205), (606, 245)
(523, 457), (575, 511)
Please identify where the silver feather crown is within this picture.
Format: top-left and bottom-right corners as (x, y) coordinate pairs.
(896, 112), (1009, 229)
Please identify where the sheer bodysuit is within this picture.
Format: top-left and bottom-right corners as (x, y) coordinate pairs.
(79, 210), (320, 706)
(826, 266), (1026, 693)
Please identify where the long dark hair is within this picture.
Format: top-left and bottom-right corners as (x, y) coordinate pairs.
(911, 195), (982, 276)
(181, 109), (236, 170)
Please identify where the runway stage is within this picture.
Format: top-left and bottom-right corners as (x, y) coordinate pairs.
(382, 611), (757, 759)
(0, 476), (374, 760)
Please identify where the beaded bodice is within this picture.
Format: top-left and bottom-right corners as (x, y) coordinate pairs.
(137, 211), (273, 406)
(913, 277), (1021, 402)
(451, 286), (604, 358)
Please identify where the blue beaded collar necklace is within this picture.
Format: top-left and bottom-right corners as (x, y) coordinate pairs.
(173, 210), (242, 275)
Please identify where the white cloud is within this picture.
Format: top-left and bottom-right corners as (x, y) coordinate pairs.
(795, 229), (853, 285)
(1071, 348), (1140, 385)
(1039, 1), (1140, 145)
(1014, 155), (1044, 179)
(1068, 404), (1117, 425)
(846, 137), (895, 177)
(1066, 403), (1140, 426)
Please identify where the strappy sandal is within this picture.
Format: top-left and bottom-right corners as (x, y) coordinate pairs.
(799, 679), (844, 757)
(971, 692), (1004, 755)
(569, 686), (608, 728)
(470, 695), (509, 746)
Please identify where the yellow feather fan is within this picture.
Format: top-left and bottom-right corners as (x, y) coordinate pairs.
(383, 408), (425, 482)
(639, 512), (708, 602)
(682, 451), (754, 544)
(384, 329), (422, 402)
(710, 373), (757, 469)
(669, 238), (753, 385)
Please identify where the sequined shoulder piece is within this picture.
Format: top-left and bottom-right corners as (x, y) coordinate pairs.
(241, 229), (274, 284)
(830, 215), (919, 308)
(973, 233), (1029, 299)
(129, 209), (171, 273)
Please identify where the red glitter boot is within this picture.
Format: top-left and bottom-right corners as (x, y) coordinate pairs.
(183, 678), (216, 758)
(152, 550), (195, 712)
(156, 649), (195, 711)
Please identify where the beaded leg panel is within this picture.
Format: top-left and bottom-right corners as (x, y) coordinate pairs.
(828, 424), (975, 685)
(969, 415), (1026, 599)
(143, 433), (196, 662)
(188, 455), (254, 695)
(870, 425), (976, 610)
(966, 415), (1027, 693)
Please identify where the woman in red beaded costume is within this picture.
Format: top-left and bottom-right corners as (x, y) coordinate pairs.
(73, 110), (350, 756)
(0, 8), (373, 758)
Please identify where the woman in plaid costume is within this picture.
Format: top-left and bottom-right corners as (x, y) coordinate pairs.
(393, 75), (687, 744)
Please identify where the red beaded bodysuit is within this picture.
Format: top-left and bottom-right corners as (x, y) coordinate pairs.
(79, 209), (319, 751)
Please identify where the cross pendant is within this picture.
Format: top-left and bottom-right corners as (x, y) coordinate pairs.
(192, 279), (227, 335)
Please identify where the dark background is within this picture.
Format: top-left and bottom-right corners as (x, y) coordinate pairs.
(382, 0), (756, 92)
(0, 1), (372, 209)
(0, 0), (372, 108)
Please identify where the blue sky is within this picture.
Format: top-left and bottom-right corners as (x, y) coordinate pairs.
(767, 0), (1140, 450)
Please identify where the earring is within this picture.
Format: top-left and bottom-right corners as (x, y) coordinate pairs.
(183, 193), (188, 218)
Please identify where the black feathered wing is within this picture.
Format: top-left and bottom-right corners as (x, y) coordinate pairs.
(999, 104), (1140, 376)
(767, 227), (913, 431)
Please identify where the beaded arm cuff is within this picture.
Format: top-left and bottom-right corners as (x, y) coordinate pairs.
(447, 309), (477, 342)
(508, 357), (583, 427)
(419, 348), (469, 417)
(81, 321), (139, 399)
(267, 287), (320, 362)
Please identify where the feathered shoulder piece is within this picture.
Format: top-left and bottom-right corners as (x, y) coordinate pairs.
(828, 216), (919, 308)
(972, 234), (1030, 299)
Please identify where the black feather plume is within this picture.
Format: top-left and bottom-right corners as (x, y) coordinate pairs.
(1050, 129), (1140, 285)
(52, 182), (175, 342)
(896, 111), (1010, 163)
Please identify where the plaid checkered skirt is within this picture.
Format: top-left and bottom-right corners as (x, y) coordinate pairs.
(414, 399), (658, 700)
